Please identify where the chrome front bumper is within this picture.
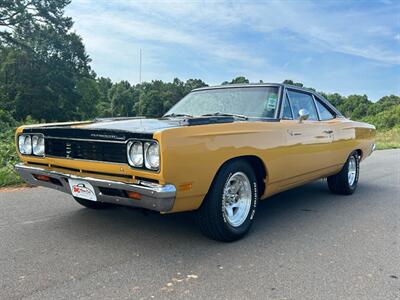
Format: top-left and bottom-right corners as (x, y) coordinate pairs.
(14, 164), (176, 212)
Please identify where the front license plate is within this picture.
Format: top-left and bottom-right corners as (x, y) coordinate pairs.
(69, 179), (97, 201)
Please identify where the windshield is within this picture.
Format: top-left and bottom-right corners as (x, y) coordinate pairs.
(165, 86), (280, 118)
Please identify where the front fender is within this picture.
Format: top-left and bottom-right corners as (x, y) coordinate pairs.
(154, 122), (285, 212)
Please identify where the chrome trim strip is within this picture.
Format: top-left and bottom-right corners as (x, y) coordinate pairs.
(274, 85), (283, 119)
(192, 83), (282, 92)
(280, 90), (295, 120)
(311, 94), (322, 121)
(41, 155), (127, 165)
(15, 164), (176, 212)
(45, 136), (127, 144)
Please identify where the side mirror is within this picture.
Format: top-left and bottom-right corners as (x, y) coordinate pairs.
(298, 109), (309, 123)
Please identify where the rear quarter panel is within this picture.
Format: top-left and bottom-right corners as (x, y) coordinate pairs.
(330, 118), (376, 164)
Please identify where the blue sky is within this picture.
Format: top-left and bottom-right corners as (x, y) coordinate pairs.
(67, 0), (399, 101)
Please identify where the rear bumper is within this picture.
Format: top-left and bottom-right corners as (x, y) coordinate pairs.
(14, 164), (176, 212)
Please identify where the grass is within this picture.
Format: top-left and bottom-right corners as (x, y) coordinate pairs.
(0, 128), (23, 188)
(375, 127), (400, 150)
(0, 126), (399, 188)
(0, 166), (23, 187)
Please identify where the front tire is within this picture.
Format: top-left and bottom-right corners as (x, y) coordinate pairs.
(197, 160), (258, 242)
(73, 197), (114, 209)
(327, 151), (360, 195)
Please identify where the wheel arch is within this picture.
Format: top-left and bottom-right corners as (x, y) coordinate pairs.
(354, 149), (363, 160)
(207, 155), (268, 198)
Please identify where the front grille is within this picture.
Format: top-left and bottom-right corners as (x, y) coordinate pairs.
(45, 138), (127, 164)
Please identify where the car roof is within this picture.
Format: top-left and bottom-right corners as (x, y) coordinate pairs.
(192, 83), (282, 92)
(192, 82), (318, 94)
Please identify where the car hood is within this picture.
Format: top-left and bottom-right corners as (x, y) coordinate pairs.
(82, 118), (182, 133)
(21, 116), (238, 141)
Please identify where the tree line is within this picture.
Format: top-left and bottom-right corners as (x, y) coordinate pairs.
(0, 0), (399, 131)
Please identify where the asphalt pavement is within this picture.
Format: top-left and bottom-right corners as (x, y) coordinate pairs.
(1, 149), (399, 300)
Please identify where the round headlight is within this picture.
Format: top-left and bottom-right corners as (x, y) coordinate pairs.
(18, 135), (26, 154)
(145, 142), (160, 170)
(18, 135), (32, 155)
(32, 135), (45, 156)
(127, 141), (143, 167)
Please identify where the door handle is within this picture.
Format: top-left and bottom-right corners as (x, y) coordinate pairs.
(287, 129), (302, 136)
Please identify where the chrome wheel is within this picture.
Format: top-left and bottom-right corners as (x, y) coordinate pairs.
(222, 172), (252, 227)
(348, 156), (357, 186)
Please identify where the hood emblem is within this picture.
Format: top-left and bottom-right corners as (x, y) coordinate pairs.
(90, 133), (126, 140)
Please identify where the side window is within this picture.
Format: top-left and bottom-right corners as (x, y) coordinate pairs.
(287, 91), (318, 121)
(315, 98), (335, 120)
(282, 94), (293, 119)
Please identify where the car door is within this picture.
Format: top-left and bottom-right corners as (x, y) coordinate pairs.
(279, 89), (334, 186)
(313, 94), (350, 167)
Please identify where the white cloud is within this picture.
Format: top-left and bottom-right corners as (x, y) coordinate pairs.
(69, 1), (400, 66)
(244, 1), (400, 65)
(66, 0), (399, 99)
(69, 2), (265, 67)
(109, 0), (400, 65)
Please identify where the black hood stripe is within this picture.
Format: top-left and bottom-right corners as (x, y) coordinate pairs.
(22, 127), (153, 141)
(22, 116), (279, 141)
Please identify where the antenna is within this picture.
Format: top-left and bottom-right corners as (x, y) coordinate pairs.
(139, 48), (142, 84)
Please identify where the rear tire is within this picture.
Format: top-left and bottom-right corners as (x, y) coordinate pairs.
(197, 160), (258, 242)
(327, 151), (360, 195)
(73, 197), (114, 209)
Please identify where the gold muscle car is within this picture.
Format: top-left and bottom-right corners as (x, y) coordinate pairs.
(14, 83), (376, 241)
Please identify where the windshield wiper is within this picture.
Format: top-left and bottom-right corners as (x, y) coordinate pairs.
(163, 113), (193, 118)
(200, 112), (248, 120)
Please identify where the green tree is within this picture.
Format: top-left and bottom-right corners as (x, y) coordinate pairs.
(320, 93), (345, 109)
(133, 78), (207, 117)
(184, 78), (208, 93)
(108, 81), (136, 117)
(0, 0), (73, 48)
(135, 80), (166, 117)
(367, 95), (400, 116)
(222, 76), (250, 85)
(339, 94), (372, 119)
(76, 77), (100, 120)
(0, 109), (17, 129)
(0, 0), (92, 122)
(96, 77), (113, 117)
(362, 105), (400, 130)
(283, 79), (304, 87)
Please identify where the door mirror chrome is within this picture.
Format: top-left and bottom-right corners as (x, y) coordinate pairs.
(298, 109), (309, 123)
